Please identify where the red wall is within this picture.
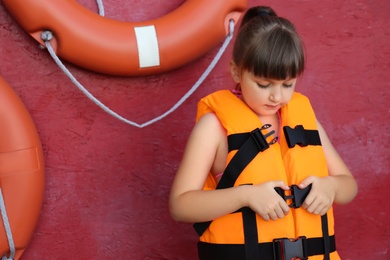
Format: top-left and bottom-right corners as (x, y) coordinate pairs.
(0, 0), (389, 259)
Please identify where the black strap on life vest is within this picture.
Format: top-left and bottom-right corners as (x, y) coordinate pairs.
(198, 235), (336, 260)
(242, 207), (260, 259)
(193, 125), (276, 236)
(217, 125), (277, 189)
(322, 214), (331, 260)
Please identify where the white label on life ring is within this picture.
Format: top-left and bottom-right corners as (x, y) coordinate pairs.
(134, 25), (160, 68)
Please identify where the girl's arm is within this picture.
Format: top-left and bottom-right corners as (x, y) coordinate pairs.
(169, 113), (248, 222)
(299, 120), (358, 215)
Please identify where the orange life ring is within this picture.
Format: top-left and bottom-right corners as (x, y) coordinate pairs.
(3, 0), (248, 76)
(0, 76), (44, 259)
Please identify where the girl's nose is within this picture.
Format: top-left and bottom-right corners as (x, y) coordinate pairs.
(269, 86), (282, 102)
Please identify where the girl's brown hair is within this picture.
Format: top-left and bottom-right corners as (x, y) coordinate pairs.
(232, 6), (305, 80)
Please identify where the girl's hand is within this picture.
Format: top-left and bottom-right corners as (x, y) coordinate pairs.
(299, 176), (337, 216)
(246, 180), (290, 221)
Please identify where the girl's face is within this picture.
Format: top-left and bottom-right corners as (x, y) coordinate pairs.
(231, 64), (296, 117)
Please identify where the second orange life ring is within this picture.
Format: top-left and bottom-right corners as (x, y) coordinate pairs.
(0, 76), (45, 259)
(3, 0), (248, 76)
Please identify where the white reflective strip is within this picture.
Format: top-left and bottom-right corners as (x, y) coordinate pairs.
(134, 25), (160, 68)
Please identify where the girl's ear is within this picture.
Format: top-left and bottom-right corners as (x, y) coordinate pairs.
(230, 61), (240, 83)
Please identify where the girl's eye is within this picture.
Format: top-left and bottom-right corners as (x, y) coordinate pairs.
(257, 83), (270, 89)
(283, 83), (294, 88)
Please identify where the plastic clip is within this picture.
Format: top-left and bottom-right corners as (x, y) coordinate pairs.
(273, 236), (308, 260)
(250, 124), (277, 152)
(275, 184), (312, 208)
(284, 125), (307, 148)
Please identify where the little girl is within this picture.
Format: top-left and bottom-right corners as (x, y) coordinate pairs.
(169, 6), (357, 260)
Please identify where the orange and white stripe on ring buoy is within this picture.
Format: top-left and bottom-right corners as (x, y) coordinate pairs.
(3, 0), (248, 76)
(0, 76), (44, 259)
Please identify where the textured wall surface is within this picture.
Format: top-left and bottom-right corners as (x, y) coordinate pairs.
(0, 0), (388, 259)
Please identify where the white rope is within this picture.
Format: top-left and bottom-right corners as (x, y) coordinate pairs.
(40, 14), (235, 128)
(96, 0), (105, 16)
(0, 188), (15, 260)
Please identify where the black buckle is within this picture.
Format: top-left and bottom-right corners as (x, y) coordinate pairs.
(273, 236), (308, 260)
(274, 184), (312, 208)
(250, 124), (277, 152)
(283, 125), (307, 148)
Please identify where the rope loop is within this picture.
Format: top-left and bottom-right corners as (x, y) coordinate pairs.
(40, 2), (235, 128)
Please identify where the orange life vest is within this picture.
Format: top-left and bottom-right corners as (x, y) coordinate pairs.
(194, 90), (339, 260)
